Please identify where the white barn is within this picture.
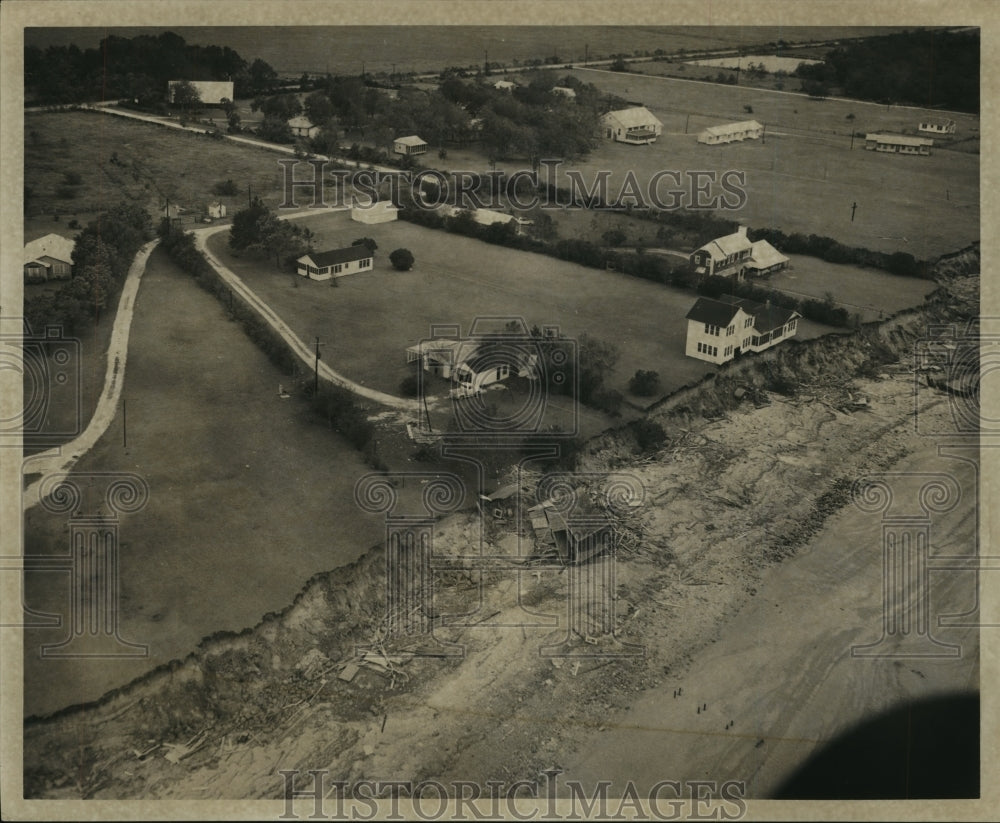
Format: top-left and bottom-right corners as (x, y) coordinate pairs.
(685, 295), (800, 365)
(351, 200), (399, 224)
(167, 80), (234, 106)
(697, 120), (764, 145)
(601, 107), (663, 144)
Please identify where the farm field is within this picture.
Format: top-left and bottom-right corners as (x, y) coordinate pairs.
(26, 26), (920, 79)
(23, 247), (385, 717)
(24, 111), (290, 221)
(207, 211), (839, 402)
(438, 68), (978, 261)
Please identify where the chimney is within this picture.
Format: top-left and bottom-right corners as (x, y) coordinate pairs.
(736, 225), (747, 237)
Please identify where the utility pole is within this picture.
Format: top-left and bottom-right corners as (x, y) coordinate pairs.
(850, 130), (855, 150)
(122, 399), (127, 449)
(585, 44), (589, 65)
(484, 50), (488, 75)
(762, 122), (766, 145)
(685, 113), (690, 134)
(314, 337), (322, 395)
(851, 201), (858, 222)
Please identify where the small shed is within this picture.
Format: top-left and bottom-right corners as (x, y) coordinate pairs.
(288, 116), (321, 139)
(206, 202), (227, 219)
(393, 135), (428, 156)
(351, 199), (399, 224)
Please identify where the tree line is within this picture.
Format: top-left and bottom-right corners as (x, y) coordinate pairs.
(157, 221), (385, 469)
(25, 202), (154, 336)
(795, 29), (979, 112)
(25, 31), (282, 106)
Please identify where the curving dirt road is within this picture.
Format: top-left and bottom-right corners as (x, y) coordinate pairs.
(21, 240), (159, 510)
(191, 222), (421, 413)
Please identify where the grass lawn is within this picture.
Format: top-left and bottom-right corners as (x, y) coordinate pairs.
(762, 254), (939, 321)
(208, 212), (839, 405)
(22, 246), (388, 717)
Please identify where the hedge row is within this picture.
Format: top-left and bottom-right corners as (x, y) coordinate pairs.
(157, 223), (381, 466)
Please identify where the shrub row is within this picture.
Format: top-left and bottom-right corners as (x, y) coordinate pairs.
(157, 224), (380, 465)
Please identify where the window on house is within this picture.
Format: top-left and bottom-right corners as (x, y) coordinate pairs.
(334, 264), (342, 274)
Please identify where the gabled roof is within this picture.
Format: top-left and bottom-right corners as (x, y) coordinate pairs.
(748, 302), (800, 334)
(748, 239), (788, 270)
(696, 230), (753, 261)
(298, 245), (371, 268)
(395, 134), (427, 146)
(23, 233), (75, 266)
(288, 116), (317, 129)
(865, 133), (934, 147)
(702, 119), (763, 137)
(685, 297), (743, 326)
(687, 294), (799, 333)
(602, 106), (663, 129)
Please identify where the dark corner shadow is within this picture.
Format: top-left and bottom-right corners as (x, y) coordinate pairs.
(772, 691), (979, 800)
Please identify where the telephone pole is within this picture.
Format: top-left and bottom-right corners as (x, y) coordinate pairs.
(851, 201), (858, 222)
(314, 337), (323, 395)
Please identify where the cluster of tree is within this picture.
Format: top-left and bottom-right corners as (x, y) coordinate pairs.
(228, 197), (315, 268)
(25, 202), (153, 335)
(796, 29), (979, 112)
(628, 369), (662, 396)
(25, 31), (281, 106)
(747, 227), (930, 278)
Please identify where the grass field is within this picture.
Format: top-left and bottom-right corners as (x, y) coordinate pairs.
(207, 211), (839, 403)
(548, 209), (938, 321)
(24, 111), (291, 221)
(436, 69), (977, 261)
(23, 246), (388, 717)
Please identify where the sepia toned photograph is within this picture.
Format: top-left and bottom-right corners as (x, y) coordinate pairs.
(1, 2), (994, 819)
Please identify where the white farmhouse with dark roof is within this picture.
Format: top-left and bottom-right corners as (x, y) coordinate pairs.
(690, 226), (788, 280)
(685, 295), (800, 364)
(601, 107), (663, 144)
(296, 246), (373, 280)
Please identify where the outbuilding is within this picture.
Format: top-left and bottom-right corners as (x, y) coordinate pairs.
(393, 135), (428, 156)
(600, 107), (663, 144)
(296, 246), (374, 280)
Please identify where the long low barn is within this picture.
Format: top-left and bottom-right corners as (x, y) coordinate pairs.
(698, 120), (764, 145)
(864, 133), (934, 155)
